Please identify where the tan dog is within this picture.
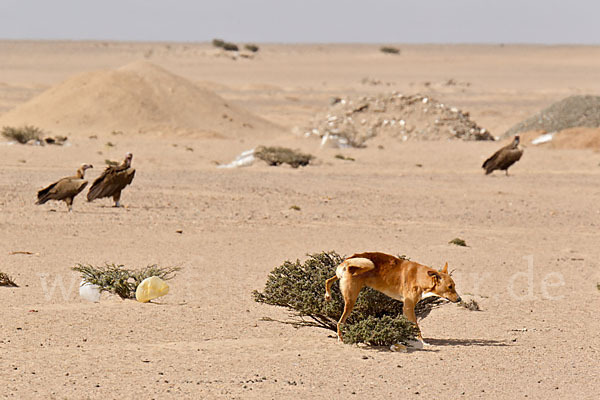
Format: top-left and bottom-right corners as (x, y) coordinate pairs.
(324, 252), (461, 343)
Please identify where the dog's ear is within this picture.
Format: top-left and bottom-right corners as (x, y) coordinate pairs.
(440, 262), (448, 274)
(427, 270), (441, 283)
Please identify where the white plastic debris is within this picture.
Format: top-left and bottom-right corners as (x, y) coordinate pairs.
(390, 343), (408, 352)
(135, 276), (170, 303)
(79, 280), (101, 302)
(406, 339), (426, 349)
(531, 132), (555, 145)
(217, 149), (256, 168)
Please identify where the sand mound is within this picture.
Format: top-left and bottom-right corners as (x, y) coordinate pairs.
(305, 93), (493, 147)
(504, 95), (600, 138)
(522, 127), (600, 150)
(0, 61), (279, 138)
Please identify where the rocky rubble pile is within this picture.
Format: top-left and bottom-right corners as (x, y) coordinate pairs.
(305, 93), (494, 147)
(503, 95), (600, 138)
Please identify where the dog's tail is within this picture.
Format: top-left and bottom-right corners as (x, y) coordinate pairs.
(324, 275), (338, 301)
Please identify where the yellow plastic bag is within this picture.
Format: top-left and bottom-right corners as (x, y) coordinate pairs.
(135, 276), (169, 303)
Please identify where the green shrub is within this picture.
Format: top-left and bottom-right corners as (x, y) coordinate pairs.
(253, 251), (444, 345)
(458, 298), (480, 311)
(212, 38), (226, 48)
(343, 315), (419, 345)
(0, 272), (18, 287)
(380, 46), (400, 55)
(244, 44), (259, 53)
(222, 42), (239, 51)
(73, 263), (180, 299)
(449, 238), (467, 247)
(1, 125), (44, 144)
(255, 146), (313, 168)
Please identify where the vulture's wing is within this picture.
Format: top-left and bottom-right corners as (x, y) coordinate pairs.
(482, 147), (522, 174)
(37, 178), (88, 204)
(87, 166), (135, 201)
(498, 148), (523, 169)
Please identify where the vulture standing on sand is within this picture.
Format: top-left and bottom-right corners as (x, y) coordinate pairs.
(482, 135), (523, 175)
(87, 152), (136, 207)
(36, 163), (93, 211)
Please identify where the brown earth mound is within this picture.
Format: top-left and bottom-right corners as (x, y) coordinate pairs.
(0, 61), (279, 138)
(522, 127), (600, 150)
(305, 93), (493, 147)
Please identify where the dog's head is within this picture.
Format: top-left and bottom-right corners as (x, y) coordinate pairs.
(427, 262), (461, 303)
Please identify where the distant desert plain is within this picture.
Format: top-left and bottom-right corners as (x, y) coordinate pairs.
(1, 41), (599, 399)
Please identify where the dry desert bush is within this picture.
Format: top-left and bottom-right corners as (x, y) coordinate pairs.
(1, 125), (44, 144)
(0, 272), (18, 287)
(253, 251), (444, 346)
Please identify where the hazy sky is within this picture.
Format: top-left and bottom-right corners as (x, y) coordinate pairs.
(1, 0), (598, 44)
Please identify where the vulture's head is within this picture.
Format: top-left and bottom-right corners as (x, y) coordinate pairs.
(77, 163), (93, 178)
(513, 135), (520, 147)
(124, 152), (133, 167)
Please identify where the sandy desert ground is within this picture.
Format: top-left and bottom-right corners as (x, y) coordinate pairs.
(1, 41), (599, 399)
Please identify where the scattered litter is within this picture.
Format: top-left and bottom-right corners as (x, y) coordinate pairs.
(79, 280), (102, 302)
(390, 343), (408, 352)
(217, 148), (256, 168)
(306, 92), (493, 147)
(406, 339), (425, 349)
(135, 276), (170, 303)
(531, 132), (555, 145)
(8, 251), (38, 256)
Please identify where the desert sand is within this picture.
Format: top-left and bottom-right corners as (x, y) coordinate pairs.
(1, 41), (599, 399)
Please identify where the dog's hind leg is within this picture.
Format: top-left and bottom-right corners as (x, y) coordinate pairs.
(336, 275), (365, 342)
(324, 275), (338, 301)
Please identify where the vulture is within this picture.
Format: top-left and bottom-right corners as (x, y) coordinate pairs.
(36, 163), (93, 211)
(482, 135), (523, 175)
(87, 152), (135, 207)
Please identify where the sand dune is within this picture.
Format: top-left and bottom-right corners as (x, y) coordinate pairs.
(0, 61), (281, 138)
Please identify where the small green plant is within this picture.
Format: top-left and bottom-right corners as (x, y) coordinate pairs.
(334, 154), (355, 161)
(212, 38), (226, 48)
(253, 251), (444, 345)
(255, 146), (313, 168)
(0, 272), (18, 287)
(342, 315), (419, 345)
(597, 283), (600, 291)
(105, 159), (119, 166)
(458, 299), (480, 311)
(212, 39), (239, 51)
(222, 42), (239, 51)
(73, 263), (180, 299)
(290, 205), (301, 211)
(380, 46), (400, 55)
(1, 125), (44, 144)
(244, 44), (259, 53)
(449, 238), (468, 247)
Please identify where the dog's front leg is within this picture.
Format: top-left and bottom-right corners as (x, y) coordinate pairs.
(402, 297), (428, 346)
